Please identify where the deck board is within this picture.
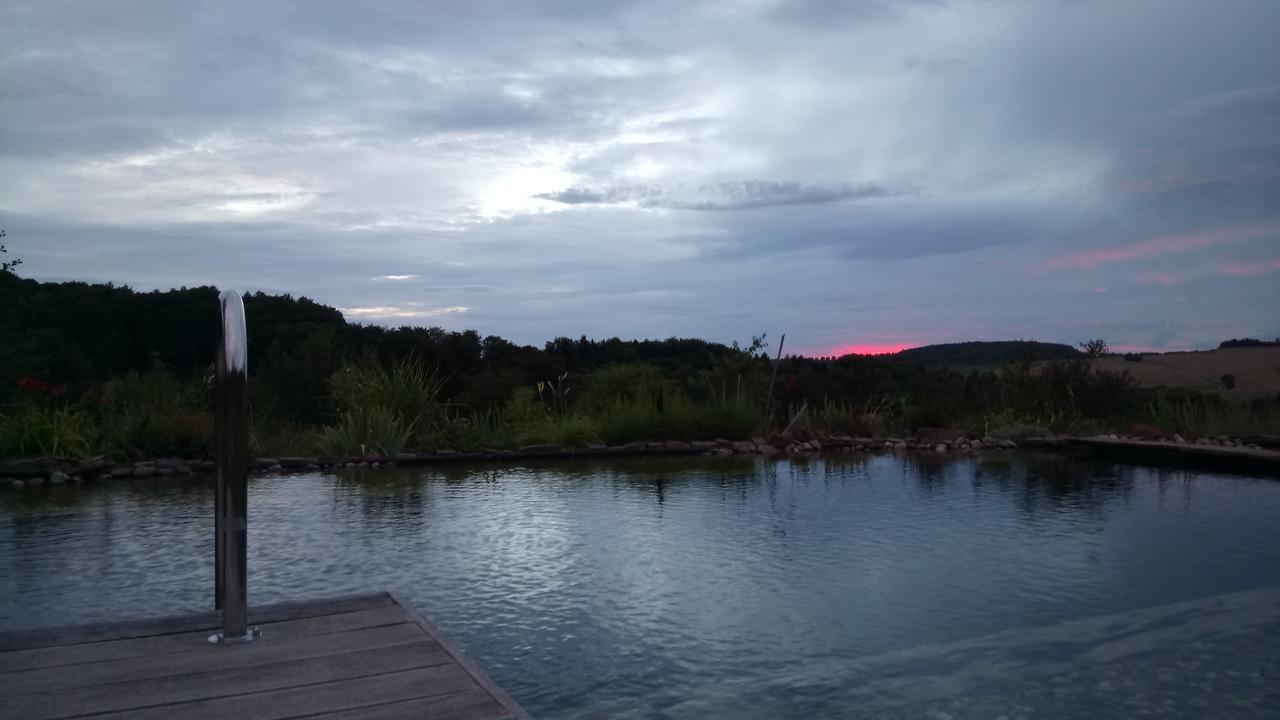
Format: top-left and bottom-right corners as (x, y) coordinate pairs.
(0, 592), (530, 720)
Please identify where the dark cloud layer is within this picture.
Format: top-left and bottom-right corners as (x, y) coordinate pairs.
(2, 0), (1278, 353)
(536, 181), (895, 210)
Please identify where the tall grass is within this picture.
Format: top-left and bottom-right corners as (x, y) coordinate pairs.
(328, 354), (444, 450)
(0, 405), (95, 458)
(817, 397), (887, 436)
(318, 406), (416, 457)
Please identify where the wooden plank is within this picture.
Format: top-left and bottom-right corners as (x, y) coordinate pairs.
(0, 605), (410, 673)
(299, 688), (514, 720)
(0, 593), (393, 652)
(388, 591), (534, 720)
(6, 641), (454, 720)
(94, 665), (479, 720)
(0, 622), (428, 696)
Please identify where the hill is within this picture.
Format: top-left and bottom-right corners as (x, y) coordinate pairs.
(886, 341), (1081, 368)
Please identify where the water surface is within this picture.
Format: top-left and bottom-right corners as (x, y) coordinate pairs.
(2, 453), (1279, 718)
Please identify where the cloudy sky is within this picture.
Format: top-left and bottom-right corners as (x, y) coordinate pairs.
(2, 0), (1277, 354)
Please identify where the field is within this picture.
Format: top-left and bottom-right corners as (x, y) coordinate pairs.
(1094, 347), (1280, 398)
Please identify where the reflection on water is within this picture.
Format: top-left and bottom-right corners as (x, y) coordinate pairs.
(2, 453), (1279, 718)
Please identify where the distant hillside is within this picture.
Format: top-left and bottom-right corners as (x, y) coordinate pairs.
(1094, 347), (1280, 397)
(888, 341), (1082, 368)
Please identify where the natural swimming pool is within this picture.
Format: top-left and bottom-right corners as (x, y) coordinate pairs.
(2, 453), (1278, 718)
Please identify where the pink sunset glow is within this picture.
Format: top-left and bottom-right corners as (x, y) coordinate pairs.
(1132, 271), (1184, 287)
(1040, 221), (1280, 271)
(819, 342), (920, 357)
(1220, 260), (1277, 277)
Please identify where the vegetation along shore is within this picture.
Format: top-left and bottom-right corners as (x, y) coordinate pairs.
(2, 273), (1278, 473)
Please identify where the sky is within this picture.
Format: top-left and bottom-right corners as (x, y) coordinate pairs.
(2, 0), (1278, 355)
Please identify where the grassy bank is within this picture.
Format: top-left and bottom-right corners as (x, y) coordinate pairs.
(4, 353), (1278, 462)
(2, 276), (1278, 461)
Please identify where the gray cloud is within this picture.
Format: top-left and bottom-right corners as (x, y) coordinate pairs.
(537, 181), (896, 211)
(2, 0), (1279, 352)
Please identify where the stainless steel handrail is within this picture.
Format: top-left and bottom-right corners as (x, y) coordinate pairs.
(210, 290), (259, 644)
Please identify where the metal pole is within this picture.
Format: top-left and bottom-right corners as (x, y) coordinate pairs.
(210, 290), (259, 644)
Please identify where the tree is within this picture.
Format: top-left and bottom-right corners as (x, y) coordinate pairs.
(1079, 338), (1109, 358)
(0, 230), (20, 274)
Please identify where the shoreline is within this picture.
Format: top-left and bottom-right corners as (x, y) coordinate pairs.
(3, 434), (1278, 489)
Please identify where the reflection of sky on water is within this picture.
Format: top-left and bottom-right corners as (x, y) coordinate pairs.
(2, 454), (1279, 718)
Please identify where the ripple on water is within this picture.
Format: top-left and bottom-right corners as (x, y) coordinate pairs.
(2, 454), (1280, 718)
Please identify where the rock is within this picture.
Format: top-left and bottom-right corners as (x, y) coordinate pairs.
(1173, 434), (1186, 444)
(304, 464), (320, 471)
(110, 466), (132, 478)
(934, 443), (947, 453)
(96, 474), (112, 482)
(175, 465), (191, 475)
(133, 465), (157, 477)
(48, 471), (69, 485)
(371, 462), (381, 469)
(10, 479), (24, 489)
(664, 441), (692, 450)
(733, 441), (756, 454)
(345, 462), (357, 469)
(157, 468), (174, 476)
(269, 464), (283, 473)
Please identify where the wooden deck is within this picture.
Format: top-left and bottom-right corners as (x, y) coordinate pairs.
(0, 592), (532, 720)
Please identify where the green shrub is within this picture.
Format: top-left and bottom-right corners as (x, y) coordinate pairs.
(251, 419), (321, 457)
(428, 409), (515, 451)
(578, 363), (669, 412)
(94, 364), (213, 456)
(318, 406), (416, 457)
(596, 397), (664, 445)
(515, 414), (598, 447)
(593, 394), (758, 444)
(691, 399), (758, 440)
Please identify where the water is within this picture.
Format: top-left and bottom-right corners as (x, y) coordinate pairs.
(3, 453), (1279, 718)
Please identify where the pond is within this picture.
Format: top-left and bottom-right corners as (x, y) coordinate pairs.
(2, 453), (1279, 718)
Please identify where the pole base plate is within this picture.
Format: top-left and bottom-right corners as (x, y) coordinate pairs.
(208, 627), (261, 645)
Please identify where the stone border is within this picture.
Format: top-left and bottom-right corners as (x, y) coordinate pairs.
(0, 434), (1024, 489)
(4, 432), (1275, 489)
